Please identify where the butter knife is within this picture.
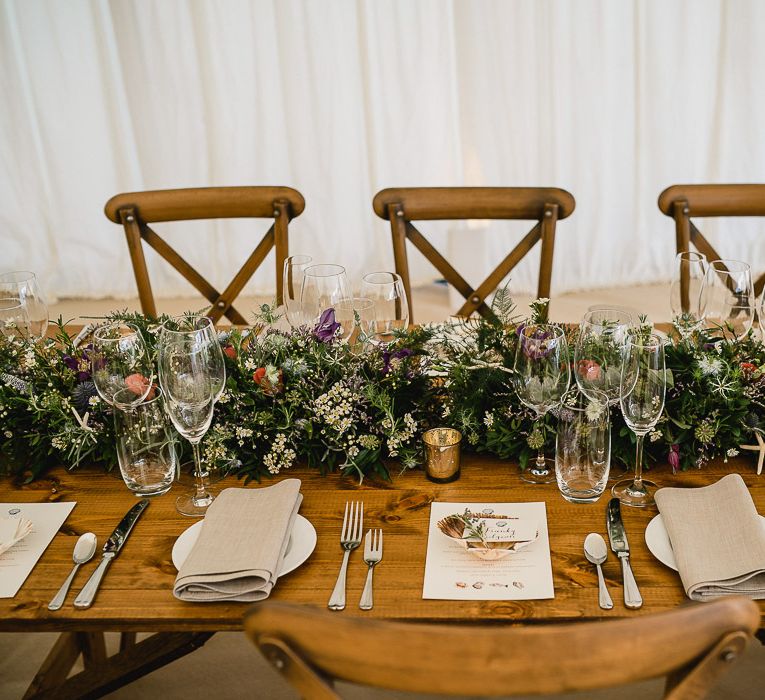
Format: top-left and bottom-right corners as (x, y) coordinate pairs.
(606, 498), (642, 609)
(74, 499), (149, 609)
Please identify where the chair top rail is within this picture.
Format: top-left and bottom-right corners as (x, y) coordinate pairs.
(105, 186), (305, 223)
(373, 187), (575, 221)
(659, 184), (765, 217)
(246, 597), (758, 696)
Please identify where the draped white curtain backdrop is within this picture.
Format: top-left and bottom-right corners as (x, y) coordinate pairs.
(2, 0), (765, 301)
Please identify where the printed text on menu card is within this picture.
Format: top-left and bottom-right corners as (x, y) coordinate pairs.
(422, 502), (554, 600)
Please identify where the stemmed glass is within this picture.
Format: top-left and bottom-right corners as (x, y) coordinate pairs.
(513, 324), (571, 484)
(670, 252), (708, 335)
(91, 323), (154, 410)
(0, 298), (31, 339)
(334, 297), (375, 345)
(159, 317), (226, 517)
(360, 272), (409, 345)
(300, 264), (350, 327)
(704, 259), (754, 339)
(612, 332), (666, 507)
(0, 271), (48, 338)
(282, 255), (313, 327)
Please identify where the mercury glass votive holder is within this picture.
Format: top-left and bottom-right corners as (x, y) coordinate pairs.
(423, 428), (462, 483)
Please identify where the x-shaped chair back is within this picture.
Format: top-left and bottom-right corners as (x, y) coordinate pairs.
(105, 186), (305, 323)
(659, 184), (765, 307)
(373, 187), (575, 322)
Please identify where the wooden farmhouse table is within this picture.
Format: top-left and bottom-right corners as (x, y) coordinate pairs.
(1, 454), (764, 698)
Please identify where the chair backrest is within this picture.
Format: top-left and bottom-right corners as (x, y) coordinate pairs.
(372, 187), (575, 322)
(658, 184), (765, 300)
(105, 186), (305, 323)
(245, 598), (759, 699)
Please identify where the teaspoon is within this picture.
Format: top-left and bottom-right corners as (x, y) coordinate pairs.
(584, 532), (613, 610)
(48, 532), (97, 611)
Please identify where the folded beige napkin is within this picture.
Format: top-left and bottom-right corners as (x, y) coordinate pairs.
(655, 473), (765, 600)
(0, 516), (33, 556)
(173, 479), (303, 602)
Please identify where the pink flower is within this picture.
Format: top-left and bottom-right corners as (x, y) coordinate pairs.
(577, 359), (602, 382)
(668, 444), (680, 474)
(223, 345), (236, 360)
(125, 373), (155, 401)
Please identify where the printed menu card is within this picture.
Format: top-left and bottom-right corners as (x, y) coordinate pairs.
(422, 501), (554, 600)
(0, 502), (76, 598)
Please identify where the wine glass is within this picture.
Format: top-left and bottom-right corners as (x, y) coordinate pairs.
(159, 320), (225, 517)
(360, 272), (409, 344)
(91, 323), (154, 410)
(612, 332), (666, 507)
(0, 297), (31, 339)
(0, 271), (48, 338)
(574, 308), (632, 405)
(300, 264), (349, 326)
(163, 316), (226, 401)
(704, 259), (754, 339)
(282, 255), (313, 327)
(513, 324), (571, 484)
(670, 252), (708, 335)
(334, 297), (375, 345)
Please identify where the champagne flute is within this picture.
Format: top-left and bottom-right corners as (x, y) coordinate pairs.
(670, 252), (708, 335)
(300, 264), (349, 326)
(159, 321), (224, 517)
(612, 332), (666, 507)
(513, 324), (571, 484)
(91, 323), (154, 410)
(0, 271), (48, 338)
(0, 297), (31, 339)
(282, 255), (313, 327)
(360, 272), (409, 345)
(163, 316), (226, 401)
(704, 259), (754, 339)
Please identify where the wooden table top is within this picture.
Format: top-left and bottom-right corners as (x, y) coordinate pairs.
(1, 455), (763, 633)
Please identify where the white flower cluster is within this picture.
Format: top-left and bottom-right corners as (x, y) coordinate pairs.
(483, 411), (494, 428)
(387, 412), (417, 457)
(263, 432), (296, 474)
(235, 425), (254, 447)
(649, 429), (662, 443)
(313, 382), (361, 436)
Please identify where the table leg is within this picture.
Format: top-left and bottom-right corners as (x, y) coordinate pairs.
(23, 631), (215, 700)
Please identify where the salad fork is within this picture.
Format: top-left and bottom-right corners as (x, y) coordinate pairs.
(359, 529), (383, 610)
(328, 501), (363, 611)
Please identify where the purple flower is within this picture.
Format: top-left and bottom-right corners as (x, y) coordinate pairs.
(62, 343), (94, 382)
(313, 308), (340, 343)
(668, 444), (680, 474)
(520, 327), (554, 360)
(382, 347), (413, 375)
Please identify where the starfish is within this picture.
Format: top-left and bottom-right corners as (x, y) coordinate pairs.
(740, 430), (765, 476)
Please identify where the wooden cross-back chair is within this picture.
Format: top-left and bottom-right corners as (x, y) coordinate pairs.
(372, 187), (575, 322)
(658, 184), (765, 304)
(245, 598), (759, 699)
(105, 186), (305, 323)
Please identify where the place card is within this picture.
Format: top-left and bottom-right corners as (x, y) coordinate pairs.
(0, 502), (76, 598)
(422, 501), (554, 600)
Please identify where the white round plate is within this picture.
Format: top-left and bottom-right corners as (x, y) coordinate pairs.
(172, 514), (317, 576)
(645, 513), (765, 571)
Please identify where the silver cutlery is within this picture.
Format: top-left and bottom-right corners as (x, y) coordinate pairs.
(328, 501), (363, 611)
(74, 499), (149, 609)
(48, 532), (97, 611)
(583, 532), (613, 610)
(359, 529), (383, 611)
(606, 497), (642, 609)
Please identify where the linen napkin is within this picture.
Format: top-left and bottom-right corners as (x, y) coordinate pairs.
(173, 479), (303, 602)
(654, 473), (765, 600)
(0, 516), (33, 556)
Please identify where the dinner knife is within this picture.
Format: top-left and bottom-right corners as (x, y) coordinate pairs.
(73, 499), (149, 609)
(606, 498), (642, 609)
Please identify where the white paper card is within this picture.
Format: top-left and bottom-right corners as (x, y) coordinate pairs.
(422, 502), (554, 600)
(0, 502), (76, 598)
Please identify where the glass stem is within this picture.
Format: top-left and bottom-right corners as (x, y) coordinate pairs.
(535, 414), (546, 470)
(633, 433), (645, 489)
(191, 440), (210, 503)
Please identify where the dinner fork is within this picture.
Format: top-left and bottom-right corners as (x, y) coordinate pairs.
(359, 529), (383, 610)
(328, 501), (363, 611)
